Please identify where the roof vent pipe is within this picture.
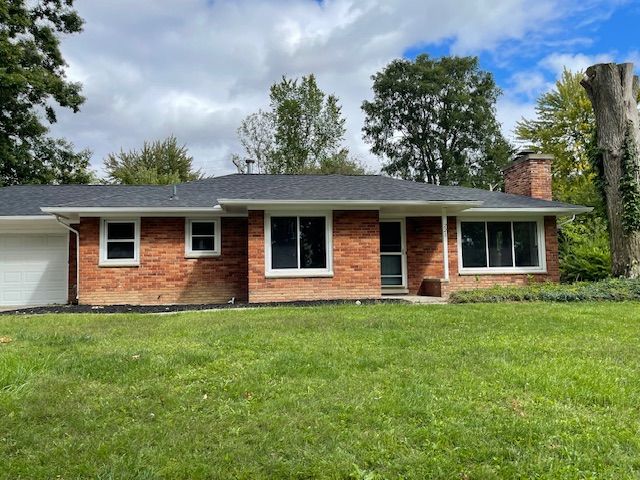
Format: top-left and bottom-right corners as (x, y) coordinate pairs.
(245, 159), (255, 174)
(170, 185), (178, 200)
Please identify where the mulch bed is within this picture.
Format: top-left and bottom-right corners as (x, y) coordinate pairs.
(1, 298), (409, 315)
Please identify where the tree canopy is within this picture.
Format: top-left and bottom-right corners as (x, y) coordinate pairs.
(0, 0), (94, 186)
(516, 69), (601, 209)
(233, 74), (366, 174)
(516, 68), (614, 282)
(104, 135), (202, 184)
(362, 54), (511, 187)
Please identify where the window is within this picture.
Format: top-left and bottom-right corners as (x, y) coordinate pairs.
(185, 219), (220, 257)
(265, 214), (332, 277)
(458, 219), (545, 273)
(100, 219), (140, 266)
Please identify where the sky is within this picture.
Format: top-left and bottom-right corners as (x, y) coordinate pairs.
(49, 0), (640, 177)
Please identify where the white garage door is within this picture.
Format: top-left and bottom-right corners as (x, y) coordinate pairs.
(0, 233), (68, 306)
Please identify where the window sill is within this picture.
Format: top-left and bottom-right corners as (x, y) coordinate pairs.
(99, 261), (140, 268)
(185, 252), (220, 259)
(265, 270), (334, 279)
(458, 269), (547, 276)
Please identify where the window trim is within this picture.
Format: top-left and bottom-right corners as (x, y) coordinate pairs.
(264, 211), (333, 278)
(456, 217), (547, 275)
(99, 218), (141, 267)
(185, 218), (221, 258)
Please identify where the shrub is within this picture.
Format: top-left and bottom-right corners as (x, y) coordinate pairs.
(558, 216), (611, 282)
(448, 278), (640, 303)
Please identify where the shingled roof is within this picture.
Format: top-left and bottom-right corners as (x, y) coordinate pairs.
(0, 174), (589, 216)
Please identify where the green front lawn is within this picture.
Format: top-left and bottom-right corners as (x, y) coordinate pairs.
(2, 303), (640, 479)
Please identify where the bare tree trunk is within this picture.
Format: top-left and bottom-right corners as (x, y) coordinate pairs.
(581, 63), (640, 278)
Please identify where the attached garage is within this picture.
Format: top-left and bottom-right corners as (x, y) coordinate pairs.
(0, 232), (69, 307)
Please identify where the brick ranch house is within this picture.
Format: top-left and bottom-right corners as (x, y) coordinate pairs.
(0, 152), (590, 307)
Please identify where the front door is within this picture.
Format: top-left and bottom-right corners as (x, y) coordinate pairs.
(380, 220), (406, 290)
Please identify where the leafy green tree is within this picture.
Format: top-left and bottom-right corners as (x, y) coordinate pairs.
(516, 69), (601, 210)
(104, 135), (202, 184)
(362, 54), (511, 187)
(516, 69), (614, 281)
(306, 149), (368, 175)
(232, 110), (275, 174)
(0, 0), (92, 186)
(233, 74), (364, 174)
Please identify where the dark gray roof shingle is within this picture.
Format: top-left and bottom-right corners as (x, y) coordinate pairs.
(0, 174), (586, 216)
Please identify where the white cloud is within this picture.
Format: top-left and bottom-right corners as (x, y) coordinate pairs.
(48, 0), (622, 177)
(539, 52), (615, 76)
(496, 97), (537, 143)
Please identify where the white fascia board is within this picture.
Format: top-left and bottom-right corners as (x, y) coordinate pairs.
(461, 206), (593, 215)
(217, 198), (484, 208)
(0, 215), (68, 233)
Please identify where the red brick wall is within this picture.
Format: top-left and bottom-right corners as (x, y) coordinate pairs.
(503, 155), (553, 200)
(78, 217), (248, 305)
(248, 210), (381, 302)
(442, 216), (559, 295)
(406, 217), (444, 294)
(74, 212), (560, 304)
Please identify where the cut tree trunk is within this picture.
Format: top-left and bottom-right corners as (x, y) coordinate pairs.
(581, 62), (640, 278)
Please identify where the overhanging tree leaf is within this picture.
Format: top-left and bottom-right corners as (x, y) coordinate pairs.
(0, 0), (92, 185)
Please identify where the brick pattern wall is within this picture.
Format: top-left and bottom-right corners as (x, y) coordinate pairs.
(74, 212), (560, 305)
(503, 156), (553, 200)
(406, 217), (444, 294)
(248, 210), (381, 302)
(78, 217), (248, 305)
(441, 216), (559, 295)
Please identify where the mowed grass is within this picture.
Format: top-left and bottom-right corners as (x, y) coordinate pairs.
(1, 304), (640, 479)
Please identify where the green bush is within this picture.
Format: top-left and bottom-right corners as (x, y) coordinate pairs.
(559, 217), (611, 282)
(448, 278), (640, 303)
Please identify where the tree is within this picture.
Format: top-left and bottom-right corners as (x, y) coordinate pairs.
(305, 149), (367, 175)
(581, 62), (640, 278)
(517, 69), (612, 282)
(362, 54), (511, 187)
(2, 137), (95, 185)
(516, 69), (601, 209)
(233, 74), (365, 174)
(104, 135), (202, 184)
(32, 138), (95, 184)
(0, 0), (92, 186)
(231, 110), (275, 173)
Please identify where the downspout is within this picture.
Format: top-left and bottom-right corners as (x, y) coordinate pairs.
(441, 208), (449, 281)
(558, 214), (576, 227)
(54, 215), (80, 303)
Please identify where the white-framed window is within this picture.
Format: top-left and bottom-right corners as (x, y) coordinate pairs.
(457, 218), (546, 274)
(264, 212), (333, 278)
(99, 218), (140, 267)
(185, 219), (221, 257)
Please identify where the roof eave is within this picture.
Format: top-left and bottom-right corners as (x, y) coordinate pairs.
(216, 198), (484, 208)
(461, 206), (593, 215)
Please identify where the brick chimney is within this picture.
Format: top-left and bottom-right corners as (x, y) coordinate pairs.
(502, 150), (553, 200)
